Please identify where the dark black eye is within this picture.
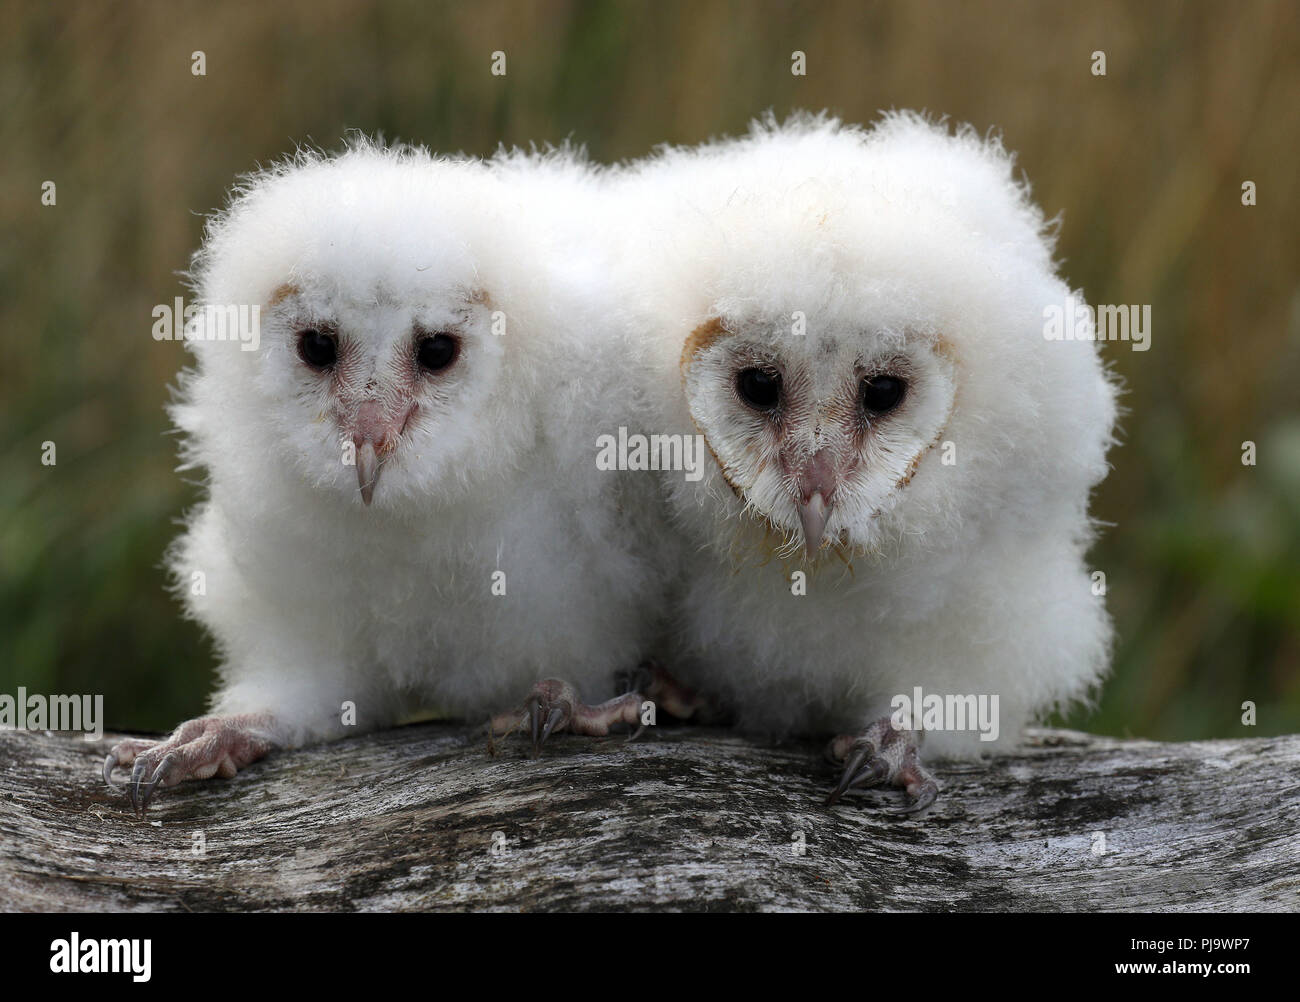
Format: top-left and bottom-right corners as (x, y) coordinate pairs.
(736, 368), (782, 410)
(417, 333), (458, 372)
(861, 374), (906, 413)
(297, 328), (337, 369)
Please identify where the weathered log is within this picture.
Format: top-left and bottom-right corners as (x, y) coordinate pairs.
(1, 724), (1297, 911)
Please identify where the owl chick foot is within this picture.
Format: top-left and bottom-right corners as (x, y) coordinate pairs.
(614, 660), (707, 721)
(489, 678), (644, 756)
(825, 717), (939, 815)
(102, 713), (276, 813)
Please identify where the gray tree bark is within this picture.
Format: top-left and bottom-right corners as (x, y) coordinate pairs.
(1, 725), (1296, 911)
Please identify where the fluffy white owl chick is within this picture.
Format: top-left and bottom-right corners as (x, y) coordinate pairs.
(104, 140), (660, 808)
(614, 113), (1119, 811)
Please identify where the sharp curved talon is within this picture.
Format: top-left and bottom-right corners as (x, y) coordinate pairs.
(849, 756), (889, 791)
(825, 743), (873, 804)
(139, 753), (178, 810)
(841, 742), (870, 776)
(540, 705), (566, 747)
(626, 723), (645, 743)
(129, 759), (149, 812)
(527, 697), (544, 749)
(137, 756), (175, 812)
(825, 775), (854, 805)
(103, 754), (121, 790)
(825, 768), (860, 805)
(899, 783), (939, 816)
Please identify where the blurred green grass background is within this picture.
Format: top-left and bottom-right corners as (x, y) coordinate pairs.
(1, 0), (1296, 738)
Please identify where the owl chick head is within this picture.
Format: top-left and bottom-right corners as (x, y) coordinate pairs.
(183, 139), (536, 511)
(639, 113), (1117, 563)
(681, 305), (958, 559)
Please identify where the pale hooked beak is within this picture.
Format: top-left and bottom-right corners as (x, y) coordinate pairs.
(798, 491), (830, 558)
(351, 400), (417, 506)
(355, 441), (381, 506)
(795, 448), (839, 558)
